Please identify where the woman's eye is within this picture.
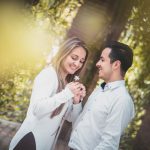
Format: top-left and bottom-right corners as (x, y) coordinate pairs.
(71, 55), (85, 63)
(71, 56), (77, 60)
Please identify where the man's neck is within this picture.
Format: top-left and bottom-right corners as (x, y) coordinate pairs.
(105, 75), (124, 84)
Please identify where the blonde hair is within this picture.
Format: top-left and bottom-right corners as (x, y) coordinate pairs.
(50, 37), (88, 118)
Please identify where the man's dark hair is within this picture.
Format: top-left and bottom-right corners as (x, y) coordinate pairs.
(105, 41), (133, 76)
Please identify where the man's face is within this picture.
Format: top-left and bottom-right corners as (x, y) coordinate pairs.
(96, 48), (113, 82)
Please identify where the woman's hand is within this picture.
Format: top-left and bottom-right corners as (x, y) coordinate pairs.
(73, 83), (86, 104)
(66, 82), (82, 96)
(66, 82), (86, 104)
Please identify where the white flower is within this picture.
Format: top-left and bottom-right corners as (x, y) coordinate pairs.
(74, 75), (80, 81)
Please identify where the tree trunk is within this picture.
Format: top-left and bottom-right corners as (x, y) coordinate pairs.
(67, 0), (135, 99)
(133, 106), (150, 150)
(58, 0), (135, 148)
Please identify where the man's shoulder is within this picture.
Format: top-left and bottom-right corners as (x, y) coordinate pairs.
(118, 85), (131, 96)
(111, 85), (133, 102)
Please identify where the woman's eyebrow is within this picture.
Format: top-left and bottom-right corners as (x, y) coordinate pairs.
(71, 54), (78, 57)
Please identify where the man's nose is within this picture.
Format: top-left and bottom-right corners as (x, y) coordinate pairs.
(96, 60), (100, 67)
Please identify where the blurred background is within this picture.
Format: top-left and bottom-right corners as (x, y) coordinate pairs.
(0, 0), (150, 149)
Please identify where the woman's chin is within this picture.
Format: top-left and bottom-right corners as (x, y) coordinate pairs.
(68, 70), (76, 75)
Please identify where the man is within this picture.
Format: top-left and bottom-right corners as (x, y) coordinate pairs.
(68, 41), (135, 150)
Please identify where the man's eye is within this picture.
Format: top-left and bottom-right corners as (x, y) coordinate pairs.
(80, 61), (84, 64)
(100, 57), (104, 61)
(100, 58), (104, 62)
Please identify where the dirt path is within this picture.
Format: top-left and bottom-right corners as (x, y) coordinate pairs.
(0, 119), (20, 150)
(0, 119), (70, 150)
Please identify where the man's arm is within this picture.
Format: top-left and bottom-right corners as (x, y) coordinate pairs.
(94, 96), (133, 150)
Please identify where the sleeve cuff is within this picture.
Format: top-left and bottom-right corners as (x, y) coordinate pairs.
(64, 86), (74, 98)
(73, 102), (82, 110)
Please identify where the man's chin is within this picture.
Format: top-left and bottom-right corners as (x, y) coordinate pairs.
(98, 75), (104, 80)
(98, 74), (102, 78)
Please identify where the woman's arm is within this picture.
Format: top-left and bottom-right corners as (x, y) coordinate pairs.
(29, 67), (74, 119)
(65, 102), (82, 124)
(65, 84), (86, 124)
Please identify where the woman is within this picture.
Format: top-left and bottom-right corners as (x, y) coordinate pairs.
(9, 37), (88, 150)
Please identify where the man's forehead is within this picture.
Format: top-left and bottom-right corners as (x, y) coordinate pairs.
(101, 48), (111, 56)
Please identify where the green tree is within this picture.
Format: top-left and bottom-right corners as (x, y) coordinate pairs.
(0, 0), (82, 122)
(119, 0), (150, 149)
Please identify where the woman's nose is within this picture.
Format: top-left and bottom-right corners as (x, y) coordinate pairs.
(74, 61), (80, 67)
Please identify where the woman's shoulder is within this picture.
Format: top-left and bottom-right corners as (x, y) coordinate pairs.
(35, 65), (57, 81)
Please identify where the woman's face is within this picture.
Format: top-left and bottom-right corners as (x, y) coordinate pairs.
(62, 46), (86, 75)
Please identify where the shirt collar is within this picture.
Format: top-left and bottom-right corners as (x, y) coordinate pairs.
(100, 80), (125, 91)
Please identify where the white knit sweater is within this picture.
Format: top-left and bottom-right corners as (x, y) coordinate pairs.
(9, 66), (82, 150)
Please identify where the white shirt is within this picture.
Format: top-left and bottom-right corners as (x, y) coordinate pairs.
(9, 66), (82, 150)
(69, 80), (135, 150)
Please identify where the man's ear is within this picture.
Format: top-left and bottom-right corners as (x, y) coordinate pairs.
(113, 60), (121, 70)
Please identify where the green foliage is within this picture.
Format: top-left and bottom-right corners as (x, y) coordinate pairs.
(119, 0), (150, 149)
(30, 0), (82, 37)
(1, 1), (150, 149)
(0, 0), (82, 123)
(0, 64), (43, 122)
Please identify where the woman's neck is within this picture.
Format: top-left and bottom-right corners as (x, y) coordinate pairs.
(59, 69), (68, 85)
